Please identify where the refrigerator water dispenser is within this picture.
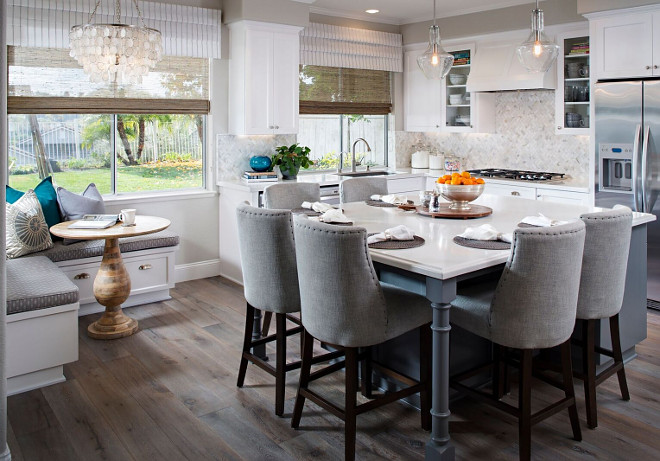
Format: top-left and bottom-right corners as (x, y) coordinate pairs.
(599, 143), (633, 191)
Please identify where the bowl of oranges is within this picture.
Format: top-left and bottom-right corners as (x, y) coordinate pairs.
(435, 172), (485, 210)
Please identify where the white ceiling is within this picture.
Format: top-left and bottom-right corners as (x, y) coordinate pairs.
(296, 0), (539, 25)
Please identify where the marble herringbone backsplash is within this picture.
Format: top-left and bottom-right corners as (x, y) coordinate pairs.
(216, 134), (296, 180)
(395, 90), (590, 183)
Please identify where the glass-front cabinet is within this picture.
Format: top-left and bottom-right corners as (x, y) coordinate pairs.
(445, 47), (472, 131)
(556, 32), (590, 134)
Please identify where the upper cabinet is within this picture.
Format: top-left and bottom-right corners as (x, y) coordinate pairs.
(403, 46), (443, 132)
(590, 10), (658, 79)
(403, 43), (494, 133)
(229, 21), (302, 135)
(555, 31), (590, 135)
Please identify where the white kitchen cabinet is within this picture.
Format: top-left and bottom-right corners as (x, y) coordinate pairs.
(590, 10), (658, 79)
(535, 187), (590, 206)
(229, 21), (302, 135)
(484, 183), (536, 200)
(403, 46), (443, 132)
(387, 176), (425, 194)
(555, 31), (590, 135)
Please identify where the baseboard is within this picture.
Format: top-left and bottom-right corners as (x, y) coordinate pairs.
(7, 366), (66, 396)
(175, 259), (222, 283)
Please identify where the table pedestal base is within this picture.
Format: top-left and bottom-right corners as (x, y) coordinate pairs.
(89, 238), (138, 340)
(88, 311), (138, 340)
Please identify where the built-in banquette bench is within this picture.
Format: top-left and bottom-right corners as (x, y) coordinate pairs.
(6, 230), (179, 395)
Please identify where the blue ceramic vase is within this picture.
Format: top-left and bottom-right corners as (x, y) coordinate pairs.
(249, 156), (272, 172)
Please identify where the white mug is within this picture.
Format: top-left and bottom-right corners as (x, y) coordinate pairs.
(120, 208), (137, 227)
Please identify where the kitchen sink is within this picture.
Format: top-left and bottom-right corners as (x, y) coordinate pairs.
(336, 171), (397, 177)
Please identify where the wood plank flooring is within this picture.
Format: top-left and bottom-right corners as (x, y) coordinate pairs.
(7, 276), (660, 460)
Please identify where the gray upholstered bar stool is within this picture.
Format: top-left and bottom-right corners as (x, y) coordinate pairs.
(291, 215), (432, 461)
(263, 182), (320, 209)
(339, 176), (388, 204)
(235, 203), (340, 416)
(575, 208), (633, 429)
(450, 222), (586, 461)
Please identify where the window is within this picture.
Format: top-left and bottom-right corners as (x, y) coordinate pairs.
(298, 65), (392, 171)
(7, 47), (209, 194)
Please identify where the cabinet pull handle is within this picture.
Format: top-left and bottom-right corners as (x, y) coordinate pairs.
(655, 65), (659, 70)
(275, 125), (279, 129)
(74, 273), (90, 280)
(139, 264), (152, 270)
(646, 66), (652, 70)
(558, 126), (562, 130)
(511, 191), (520, 196)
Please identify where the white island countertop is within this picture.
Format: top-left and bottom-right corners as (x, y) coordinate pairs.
(341, 194), (654, 281)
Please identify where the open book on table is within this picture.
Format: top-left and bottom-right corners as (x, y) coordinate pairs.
(68, 214), (120, 229)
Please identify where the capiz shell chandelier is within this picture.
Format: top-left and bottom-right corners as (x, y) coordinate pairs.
(69, 0), (163, 84)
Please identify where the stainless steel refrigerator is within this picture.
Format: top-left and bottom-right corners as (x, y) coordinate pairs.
(595, 80), (660, 304)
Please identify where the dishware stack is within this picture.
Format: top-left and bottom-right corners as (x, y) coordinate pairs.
(449, 94), (463, 105)
(565, 112), (583, 128)
(448, 74), (467, 85)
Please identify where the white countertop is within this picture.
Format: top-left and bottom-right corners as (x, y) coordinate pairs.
(217, 168), (426, 192)
(422, 170), (590, 193)
(341, 194), (654, 281)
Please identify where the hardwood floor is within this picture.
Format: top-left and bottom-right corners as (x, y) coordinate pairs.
(8, 276), (660, 460)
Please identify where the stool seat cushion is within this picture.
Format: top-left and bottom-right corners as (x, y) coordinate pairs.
(382, 283), (432, 340)
(7, 256), (79, 315)
(451, 280), (497, 339)
(25, 230), (179, 263)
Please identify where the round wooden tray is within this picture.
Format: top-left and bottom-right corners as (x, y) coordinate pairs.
(416, 204), (493, 219)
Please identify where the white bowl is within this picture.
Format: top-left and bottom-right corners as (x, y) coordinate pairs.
(449, 74), (467, 85)
(449, 95), (463, 105)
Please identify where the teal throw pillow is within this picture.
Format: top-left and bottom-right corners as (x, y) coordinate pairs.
(6, 176), (61, 230)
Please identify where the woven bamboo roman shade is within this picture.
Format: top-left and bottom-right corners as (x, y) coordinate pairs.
(300, 22), (402, 73)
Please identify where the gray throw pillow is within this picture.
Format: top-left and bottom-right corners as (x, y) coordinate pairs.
(6, 189), (54, 259)
(57, 183), (105, 245)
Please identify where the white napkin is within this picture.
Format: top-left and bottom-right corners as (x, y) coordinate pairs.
(613, 204), (632, 211)
(519, 213), (569, 227)
(367, 225), (415, 244)
(369, 194), (407, 205)
(458, 224), (512, 243)
(309, 208), (352, 224)
(301, 201), (334, 213)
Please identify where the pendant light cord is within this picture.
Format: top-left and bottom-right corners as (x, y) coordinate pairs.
(433, 0), (437, 26)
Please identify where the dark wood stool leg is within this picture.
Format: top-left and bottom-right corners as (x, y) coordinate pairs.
(420, 323), (431, 431)
(345, 348), (358, 461)
(360, 347), (373, 398)
(583, 319), (598, 429)
(610, 314), (630, 401)
(261, 311), (273, 337)
(237, 303), (254, 387)
(493, 344), (507, 399)
(561, 340), (582, 441)
(275, 313), (286, 416)
(291, 330), (313, 429)
(519, 349), (533, 461)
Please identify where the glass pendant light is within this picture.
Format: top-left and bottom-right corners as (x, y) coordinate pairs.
(417, 0), (454, 79)
(516, 0), (559, 73)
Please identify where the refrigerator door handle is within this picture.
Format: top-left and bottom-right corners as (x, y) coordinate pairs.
(633, 123), (642, 212)
(642, 124), (651, 212)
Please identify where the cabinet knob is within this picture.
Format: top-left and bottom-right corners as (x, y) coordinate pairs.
(139, 264), (152, 271)
(511, 191), (520, 196)
(275, 125), (279, 129)
(655, 65), (659, 70)
(436, 124), (440, 128)
(74, 273), (90, 280)
(647, 66), (652, 70)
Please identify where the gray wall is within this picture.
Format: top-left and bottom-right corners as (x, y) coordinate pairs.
(1, 0), (10, 458)
(577, 0), (660, 14)
(309, 13), (400, 33)
(401, 0), (585, 45)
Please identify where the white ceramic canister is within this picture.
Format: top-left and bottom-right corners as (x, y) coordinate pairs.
(429, 154), (444, 170)
(411, 150), (430, 169)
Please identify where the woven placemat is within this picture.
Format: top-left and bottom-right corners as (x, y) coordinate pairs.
(290, 208), (322, 217)
(367, 234), (425, 249)
(453, 236), (511, 250)
(365, 200), (398, 208)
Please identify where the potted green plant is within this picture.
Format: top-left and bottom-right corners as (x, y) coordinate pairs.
(271, 143), (313, 180)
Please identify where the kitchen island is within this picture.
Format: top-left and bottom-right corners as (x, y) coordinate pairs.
(340, 194), (654, 460)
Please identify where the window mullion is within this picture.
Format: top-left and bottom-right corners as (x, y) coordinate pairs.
(111, 115), (117, 195)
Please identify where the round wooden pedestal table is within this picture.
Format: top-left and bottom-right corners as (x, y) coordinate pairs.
(51, 216), (170, 340)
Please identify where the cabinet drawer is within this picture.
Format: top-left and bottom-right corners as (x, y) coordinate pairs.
(61, 263), (99, 305)
(387, 177), (425, 194)
(484, 183), (536, 199)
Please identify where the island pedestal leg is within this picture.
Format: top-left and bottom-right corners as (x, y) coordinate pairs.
(426, 278), (456, 461)
(88, 238), (138, 340)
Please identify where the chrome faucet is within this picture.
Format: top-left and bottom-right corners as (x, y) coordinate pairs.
(351, 138), (371, 173)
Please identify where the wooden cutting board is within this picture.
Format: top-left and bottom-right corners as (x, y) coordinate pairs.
(416, 204), (493, 219)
